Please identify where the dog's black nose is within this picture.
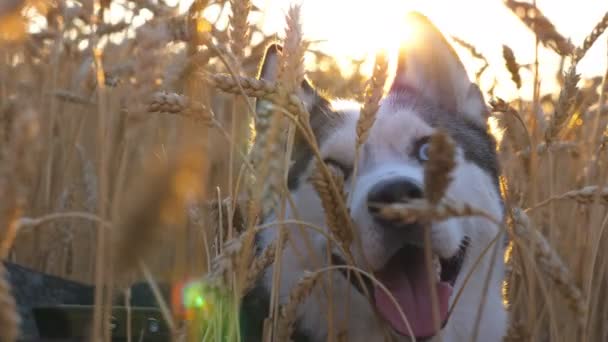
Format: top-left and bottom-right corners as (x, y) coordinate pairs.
(367, 177), (423, 209)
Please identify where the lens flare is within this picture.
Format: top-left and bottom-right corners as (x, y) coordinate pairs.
(172, 279), (214, 321)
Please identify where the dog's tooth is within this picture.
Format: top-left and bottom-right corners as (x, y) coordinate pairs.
(433, 254), (441, 281)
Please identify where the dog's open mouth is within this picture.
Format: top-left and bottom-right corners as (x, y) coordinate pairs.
(333, 235), (469, 340)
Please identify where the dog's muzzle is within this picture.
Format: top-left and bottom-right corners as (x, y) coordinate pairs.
(334, 176), (468, 340)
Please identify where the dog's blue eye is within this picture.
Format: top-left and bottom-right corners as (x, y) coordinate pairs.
(418, 142), (430, 162)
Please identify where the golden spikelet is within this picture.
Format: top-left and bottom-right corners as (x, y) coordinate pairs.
(505, 0), (574, 56)
(206, 236), (244, 287)
(0, 263), (20, 342)
(451, 36), (489, 81)
(53, 90), (95, 106)
(310, 163), (353, 249)
(356, 51), (388, 148)
(490, 98), (528, 153)
(511, 208), (587, 326)
(128, 20), (172, 117)
(242, 232), (287, 294)
(276, 271), (321, 341)
(516, 141), (578, 158)
(280, 5), (308, 92)
(531, 185), (608, 209)
(545, 66), (580, 142)
(424, 131), (456, 205)
(209, 197), (247, 241)
(148, 91), (214, 125)
(258, 5), (307, 215)
(502, 45), (522, 89)
(371, 198), (501, 226)
(228, 0), (251, 62)
(451, 36), (487, 63)
(205, 74), (308, 117)
(573, 11), (608, 64)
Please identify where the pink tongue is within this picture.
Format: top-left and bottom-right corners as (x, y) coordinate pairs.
(373, 253), (453, 338)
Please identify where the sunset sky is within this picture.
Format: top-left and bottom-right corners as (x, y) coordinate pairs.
(173, 0), (608, 100)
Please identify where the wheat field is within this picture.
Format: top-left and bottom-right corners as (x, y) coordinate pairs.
(1, 0), (608, 341)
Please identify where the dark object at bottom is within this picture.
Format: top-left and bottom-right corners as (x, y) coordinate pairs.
(33, 305), (169, 341)
(4, 262), (171, 341)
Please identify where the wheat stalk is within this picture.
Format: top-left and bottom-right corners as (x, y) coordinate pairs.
(424, 131), (456, 204)
(511, 208), (587, 327)
(0, 262), (20, 342)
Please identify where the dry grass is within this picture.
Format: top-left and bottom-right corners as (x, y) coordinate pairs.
(1, 1), (608, 342)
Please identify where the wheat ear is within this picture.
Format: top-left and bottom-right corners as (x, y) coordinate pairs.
(280, 5), (307, 91)
(529, 185), (608, 209)
(276, 271), (321, 341)
(424, 131), (456, 204)
(242, 232), (287, 294)
(573, 11), (608, 64)
(503, 45), (522, 89)
(310, 163), (354, 250)
(148, 91), (214, 124)
(205, 74), (308, 117)
(505, 0), (574, 56)
(356, 51), (389, 148)
(372, 198), (501, 226)
(545, 65), (580, 142)
(228, 0), (251, 61)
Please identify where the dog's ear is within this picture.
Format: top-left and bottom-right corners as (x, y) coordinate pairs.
(257, 44), (325, 114)
(388, 12), (487, 126)
(257, 44), (337, 189)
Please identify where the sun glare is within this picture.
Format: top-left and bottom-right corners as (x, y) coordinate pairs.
(249, 0), (608, 100)
(171, 0), (608, 100)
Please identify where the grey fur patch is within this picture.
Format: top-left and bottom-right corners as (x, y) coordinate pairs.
(287, 94), (344, 189)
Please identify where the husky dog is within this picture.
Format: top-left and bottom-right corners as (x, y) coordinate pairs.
(241, 12), (507, 342)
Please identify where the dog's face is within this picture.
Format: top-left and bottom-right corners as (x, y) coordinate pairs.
(256, 13), (506, 342)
